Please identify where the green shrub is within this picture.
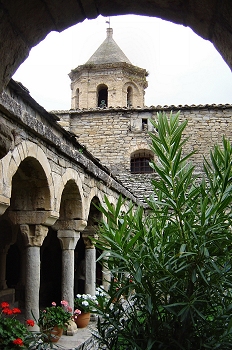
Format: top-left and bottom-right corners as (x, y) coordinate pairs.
(92, 112), (232, 349)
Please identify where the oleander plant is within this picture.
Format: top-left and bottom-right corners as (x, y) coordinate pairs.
(92, 112), (232, 349)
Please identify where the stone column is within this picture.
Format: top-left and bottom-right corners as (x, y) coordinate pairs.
(20, 224), (48, 330)
(57, 230), (80, 312)
(82, 233), (98, 296)
(102, 254), (111, 291)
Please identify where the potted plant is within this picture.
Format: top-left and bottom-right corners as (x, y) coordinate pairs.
(74, 294), (95, 328)
(37, 300), (72, 342)
(0, 301), (34, 349)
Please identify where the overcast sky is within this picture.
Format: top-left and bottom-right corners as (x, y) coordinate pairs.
(13, 14), (232, 111)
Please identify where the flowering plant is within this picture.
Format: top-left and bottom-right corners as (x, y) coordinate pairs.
(37, 300), (72, 332)
(74, 294), (95, 314)
(0, 301), (34, 349)
(108, 275), (134, 301)
(95, 286), (109, 308)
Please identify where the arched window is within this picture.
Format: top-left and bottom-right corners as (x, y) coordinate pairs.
(130, 150), (153, 174)
(75, 88), (79, 109)
(127, 86), (133, 107)
(97, 84), (108, 107)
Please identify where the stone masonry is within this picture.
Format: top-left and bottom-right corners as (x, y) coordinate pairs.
(0, 79), (139, 325)
(69, 28), (148, 110)
(56, 104), (232, 202)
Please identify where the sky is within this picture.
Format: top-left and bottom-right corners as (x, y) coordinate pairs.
(13, 14), (232, 111)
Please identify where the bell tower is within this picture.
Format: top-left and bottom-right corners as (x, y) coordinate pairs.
(69, 27), (148, 109)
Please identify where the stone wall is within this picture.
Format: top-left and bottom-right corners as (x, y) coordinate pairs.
(56, 104), (232, 202)
(0, 81), (140, 214)
(70, 63), (147, 109)
(0, 80), (145, 319)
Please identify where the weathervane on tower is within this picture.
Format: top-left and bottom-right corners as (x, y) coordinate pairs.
(106, 17), (111, 28)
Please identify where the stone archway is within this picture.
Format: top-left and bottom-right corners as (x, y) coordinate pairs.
(1, 1), (232, 92)
(10, 156), (51, 213)
(52, 179), (85, 310)
(2, 156), (53, 322)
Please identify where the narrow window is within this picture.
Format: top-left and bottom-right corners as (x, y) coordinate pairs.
(127, 86), (133, 107)
(130, 150), (153, 174)
(142, 118), (148, 131)
(75, 88), (79, 109)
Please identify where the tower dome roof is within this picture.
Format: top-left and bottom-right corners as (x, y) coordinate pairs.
(86, 28), (131, 65)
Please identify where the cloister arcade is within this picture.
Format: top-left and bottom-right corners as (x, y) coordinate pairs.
(0, 80), (136, 329)
(1, 0), (232, 332)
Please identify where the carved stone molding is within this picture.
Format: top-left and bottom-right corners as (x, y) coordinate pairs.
(82, 232), (98, 249)
(20, 224), (48, 247)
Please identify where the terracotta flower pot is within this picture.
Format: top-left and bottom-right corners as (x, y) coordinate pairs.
(75, 312), (90, 328)
(44, 326), (63, 342)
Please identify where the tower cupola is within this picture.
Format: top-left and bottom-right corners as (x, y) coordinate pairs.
(69, 27), (148, 109)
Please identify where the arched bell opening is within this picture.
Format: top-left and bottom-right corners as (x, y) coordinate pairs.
(97, 84), (108, 108)
(127, 86), (133, 107)
(75, 88), (80, 109)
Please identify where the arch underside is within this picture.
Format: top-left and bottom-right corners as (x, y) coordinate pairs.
(1, 0), (232, 93)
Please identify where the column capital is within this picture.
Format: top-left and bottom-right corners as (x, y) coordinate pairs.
(20, 224), (48, 247)
(82, 232), (98, 249)
(57, 230), (80, 250)
(53, 219), (87, 232)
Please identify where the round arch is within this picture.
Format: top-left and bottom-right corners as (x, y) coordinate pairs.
(1, 1), (232, 92)
(123, 82), (140, 108)
(97, 84), (108, 108)
(1, 141), (55, 215)
(56, 168), (85, 220)
(127, 143), (153, 159)
(83, 187), (105, 221)
(130, 149), (154, 174)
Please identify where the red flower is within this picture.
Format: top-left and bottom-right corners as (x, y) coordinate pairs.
(1, 302), (9, 309)
(26, 319), (35, 327)
(12, 338), (24, 346)
(12, 308), (21, 314)
(2, 307), (13, 315)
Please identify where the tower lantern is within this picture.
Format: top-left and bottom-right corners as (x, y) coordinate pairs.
(69, 27), (148, 109)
